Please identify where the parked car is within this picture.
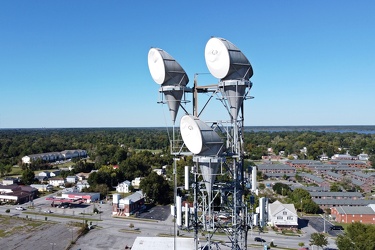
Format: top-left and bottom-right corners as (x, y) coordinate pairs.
(330, 225), (344, 230)
(15, 206), (25, 211)
(44, 210), (53, 213)
(254, 237), (266, 242)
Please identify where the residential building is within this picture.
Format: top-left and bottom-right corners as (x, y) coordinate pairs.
(76, 172), (90, 181)
(153, 168), (165, 176)
(268, 200), (298, 229)
(30, 184), (53, 192)
(257, 164), (296, 175)
(299, 173), (330, 188)
(331, 206), (375, 224)
(328, 160), (367, 169)
(49, 177), (65, 187)
(76, 180), (90, 192)
(34, 176), (48, 183)
(116, 181), (132, 193)
(351, 172), (375, 186)
(132, 177), (143, 188)
(22, 149), (87, 164)
(309, 191), (362, 200)
(2, 177), (20, 185)
(285, 160), (321, 169)
(313, 198), (375, 210)
(38, 171), (50, 178)
(66, 176), (78, 184)
(331, 154), (356, 161)
(324, 171), (343, 182)
(358, 153), (369, 161)
(50, 170), (60, 177)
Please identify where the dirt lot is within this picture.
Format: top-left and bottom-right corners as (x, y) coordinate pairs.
(0, 216), (78, 250)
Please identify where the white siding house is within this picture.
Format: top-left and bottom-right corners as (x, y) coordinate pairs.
(116, 181), (132, 193)
(38, 171), (50, 178)
(66, 176), (78, 184)
(268, 200), (298, 228)
(77, 180), (90, 192)
(49, 177), (65, 187)
(131, 177), (143, 188)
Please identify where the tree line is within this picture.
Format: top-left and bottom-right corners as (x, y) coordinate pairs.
(1, 128), (374, 167)
(1, 128), (374, 204)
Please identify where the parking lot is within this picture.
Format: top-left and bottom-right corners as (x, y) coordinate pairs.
(135, 205), (170, 221)
(302, 216), (343, 237)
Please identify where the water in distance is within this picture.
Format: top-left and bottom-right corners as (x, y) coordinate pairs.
(244, 125), (375, 134)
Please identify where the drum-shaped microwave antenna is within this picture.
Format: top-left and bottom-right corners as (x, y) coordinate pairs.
(148, 48), (189, 86)
(205, 37), (253, 81)
(148, 48), (190, 124)
(180, 115), (224, 156)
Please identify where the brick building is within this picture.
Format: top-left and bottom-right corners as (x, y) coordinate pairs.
(331, 206), (375, 224)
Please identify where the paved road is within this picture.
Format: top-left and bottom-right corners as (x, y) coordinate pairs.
(0, 196), (339, 250)
(302, 216), (343, 237)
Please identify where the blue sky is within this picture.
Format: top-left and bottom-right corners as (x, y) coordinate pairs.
(1, 1), (374, 128)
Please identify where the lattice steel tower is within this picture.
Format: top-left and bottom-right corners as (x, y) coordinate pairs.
(148, 37), (254, 250)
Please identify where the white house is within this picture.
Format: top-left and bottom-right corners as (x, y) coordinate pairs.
(30, 184), (53, 192)
(153, 169), (165, 176)
(49, 177), (65, 187)
(358, 153), (369, 161)
(38, 171), (50, 178)
(76, 172), (90, 181)
(2, 177), (19, 185)
(116, 181), (132, 193)
(22, 149), (87, 164)
(132, 177), (143, 188)
(50, 170), (60, 177)
(66, 176), (78, 184)
(268, 200), (298, 229)
(77, 180), (90, 192)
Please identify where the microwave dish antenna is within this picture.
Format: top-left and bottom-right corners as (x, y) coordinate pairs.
(180, 115), (224, 156)
(205, 37), (253, 81)
(205, 37), (253, 120)
(148, 48), (190, 124)
(148, 48), (189, 86)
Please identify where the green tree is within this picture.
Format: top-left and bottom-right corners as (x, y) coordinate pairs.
(330, 182), (341, 192)
(369, 155), (375, 169)
(309, 232), (328, 250)
(0, 164), (12, 177)
(290, 188), (311, 204)
(302, 199), (321, 214)
(336, 222), (375, 250)
(21, 168), (35, 185)
(140, 171), (172, 205)
(272, 182), (291, 196)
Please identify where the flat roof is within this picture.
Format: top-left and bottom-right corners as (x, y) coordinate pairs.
(132, 237), (194, 250)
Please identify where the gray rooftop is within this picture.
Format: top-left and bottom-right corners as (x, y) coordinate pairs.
(335, 206), (375, 215)
(287, 160), (321, 165)
(351, 171), (372, 178)
(325, 171), (343, 178)
(257, 164), (295, 170)
(309, 191), (363, 198)
(299, 173), (325, 183)
(313, 198), (375, 206)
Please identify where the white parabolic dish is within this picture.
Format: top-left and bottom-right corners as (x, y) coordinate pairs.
(180, 115), (203, 154)
(148, 48), (166, 85)
(205, 37), (230, 79)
